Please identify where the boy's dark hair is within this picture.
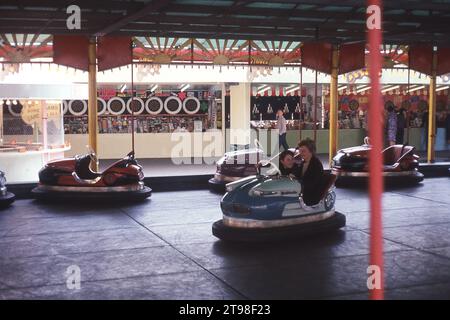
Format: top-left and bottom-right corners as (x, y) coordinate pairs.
(297, 138), (316, 155)
(279, 150), (294, 162)
(387, 105), (394, 112)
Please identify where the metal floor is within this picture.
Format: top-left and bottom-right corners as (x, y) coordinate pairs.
(1, 177), (450, 299)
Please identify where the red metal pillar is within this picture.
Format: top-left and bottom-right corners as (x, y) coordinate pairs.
(367, 0), (384, 300)
(299, 65), (303, 142)
(406, 67), (411, 144)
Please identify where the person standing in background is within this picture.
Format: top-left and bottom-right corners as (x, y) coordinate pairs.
(421, 110), (429, 150)
(396, 107), (407, 144)
(276, 109), (289, 151)
(386, 105), (397, 146)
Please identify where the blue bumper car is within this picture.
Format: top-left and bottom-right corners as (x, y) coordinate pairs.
(212, 160), (345, 242)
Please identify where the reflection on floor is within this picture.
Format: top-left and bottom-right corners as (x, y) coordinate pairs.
(0, 177), (450, 299)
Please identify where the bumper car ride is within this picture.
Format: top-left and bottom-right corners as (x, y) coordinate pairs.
(209, 147), (263, 193)
(212, 161), (346, 242)
(32, 150), (151, 202)
(332, 139), (424, 187)
(209, 139), (300, 193)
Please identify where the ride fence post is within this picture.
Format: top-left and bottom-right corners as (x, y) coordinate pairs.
(366, 0), (384, 300)
(88, 37), (98, 171)
(329, 45), (339, 166)
(427, 48), (437, 163)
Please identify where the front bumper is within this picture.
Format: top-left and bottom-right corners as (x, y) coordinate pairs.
(32, 182), (152, 202)
(212, 211), (346, 242)
(208, 174), (244, 193)
(333, 169), (424, 186)
(0, 191), (15, 208)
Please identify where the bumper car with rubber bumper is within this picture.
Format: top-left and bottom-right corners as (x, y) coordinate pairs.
(209, 140), (299, 193)
(212, 160), (346, 242)
(331, 138), (424, 187)
(208, 147), (265, 193)
(32, 149), (151, 202)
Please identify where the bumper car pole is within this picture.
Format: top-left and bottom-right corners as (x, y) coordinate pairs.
(367, 0), (384, 300)
(88, 37), (98, 171)
(130, 41), (136, 153)
(406, 67), (411, 144)
(427, 50), (437, 163)
(313, 65), (318, 143)
(328, 45), (339, 167)
(298, 65), (303, 142)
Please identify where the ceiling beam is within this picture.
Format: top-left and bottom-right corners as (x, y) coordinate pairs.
(95, 0), (172, 36)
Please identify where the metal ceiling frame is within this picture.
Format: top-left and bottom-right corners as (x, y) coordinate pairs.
(0, 1), (449, 45)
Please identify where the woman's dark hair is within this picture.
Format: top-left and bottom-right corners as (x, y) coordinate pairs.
(279, 150), (294, 162)
(297, 138), (316, 155)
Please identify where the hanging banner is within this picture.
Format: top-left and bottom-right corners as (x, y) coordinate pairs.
(437, 47), (450, 76)
(301, 42), (333, 74)
(53, 35), (89, 71)
(339, 42), (366, 74)
(408, 44), (433, 75)
(98, 36), (132, 72)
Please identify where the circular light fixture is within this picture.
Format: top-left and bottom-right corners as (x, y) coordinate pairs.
(126, 97), (145, 115)
(8, 103), (22, 117)
(182, 96), (200, 114)
(62, 100), (68, 114)
(164, 96), (182, 114)
(68, 99), (88, 116)
(107, 97), (126, 115)
(97, 97), (107, 115)
(145, 97), (164, 115)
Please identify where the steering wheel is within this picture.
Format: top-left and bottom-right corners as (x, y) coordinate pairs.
(257, 159), (281, 176)
(87, 145), (99, 168)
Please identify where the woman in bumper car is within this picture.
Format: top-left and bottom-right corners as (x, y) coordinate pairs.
(277, 138), (327, 207)
(296, 138), (327, 207)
